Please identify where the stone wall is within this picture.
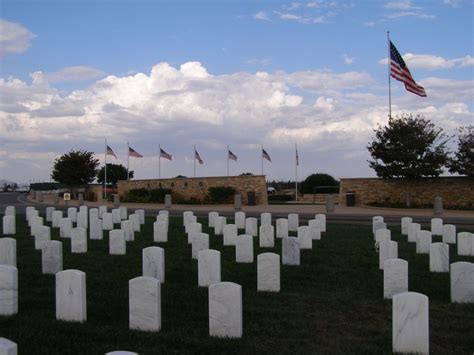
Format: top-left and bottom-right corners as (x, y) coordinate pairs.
(118, 175), (268, 205)
(339, 177), (474, 208)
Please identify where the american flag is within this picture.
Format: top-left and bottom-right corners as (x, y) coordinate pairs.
(106, 145), (117, 158)
(194, 149), (203, 164)
(128, 147), (143, 158)
(262, 148), (272, 162)
(390, 41), (426, 97)
(228, 149), (238, 161)
(296, 147), (299, 166)
(160, 148), (172, 161)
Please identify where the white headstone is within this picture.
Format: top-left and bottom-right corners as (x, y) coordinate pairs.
(183, 211), (194, 227)
(109, 230), (126, 255)
(208, 282), (242, 338)
(214, 216), (226, 236)
(315, 214), (327, 232)
(0, 238), (16, 266)
(288, 213), (299, 232)
(442, 224), (456, 244)
(383, 258), (408, 299)
(67, 207), (77, 223)
(373, 221), (387, 236)
(119, 206), (128, 220)
(245, 217), (258, 237)
(379, 240), (398, 270)
(282, 237), (300, 265)
(187, 222), (202, 243)
(457, 232), (473, 256)
(297, 226), (312, 250)
(198, 249), (221, 287)
(431, 218), (443, 236)
(112, 209), (121, 224)
(2, 216), (15, 235)
(90, 217), (103, 240)
(56, 269), (86, 322)
(153, 221), (168, 242)
(401, 217), (412, 235)
(25, 206), (35, 224)
(159, 210), (169, 217)
(235, 235), (253, 263)
(429, 243), (449, 273)
(392, 292), (429, 354)
(416, 230), (432, 254)
(71, 227), (87, 253)
(156, 214), (169, 231)
(42, 240), (63, 274)
(106, 351), (137, 355)
(30, 216), (44, 237)
(46, 206), (56, 222)
(235, 211), (246, 230)
(260, 212), (272, 227)
(129, 276), (161, 331)
(129, 214), (140, 233)
(77, 210), (88, 229)
(102, 213), (114, 231)
(35, 226), (51, 250)
(191, 233), (209, 259)
(59, 218), (72, 238)
(223, 224), (238, 246)
(259, 225), (274, 248)
(375, 228), (391, 244)
(98, 205), (107, 218)
(79, 205), (88, 215)
(4, 206), (15, 216)
(276, 219), (288, 239)
(121, 220), (134, 242)
(450, 261), (474, 303)
(52, 210), (63, 228)
(257, 253), (280, 292)
(142, 246), (165, 283)
(308, 220), (322, 240)
(135, 209), (145, 225)
(208, 212), (219, 228)
(0, 265), (17, 316)
(0, 337), (17, 355)
(408, 223), (421, 243)
(372, 216), (384, 233)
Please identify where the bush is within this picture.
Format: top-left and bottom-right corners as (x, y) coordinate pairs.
(122, 188), (172, 203)
(208, 186), (236, 203)
(301, 173), (339, 194)
(149, 188), (172, 203)
(268, 194), (293, 202)
(312, 186), (340, 194)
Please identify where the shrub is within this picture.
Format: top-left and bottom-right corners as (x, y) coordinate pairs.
(122, 188), (172, 203)
(149, 188), (172, 203)
(268, 194), (293, 202)
(208, 186), (236, 203)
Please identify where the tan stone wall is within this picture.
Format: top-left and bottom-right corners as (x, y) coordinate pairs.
(339, 177), (474, 208)
(118, 175), (268, 205)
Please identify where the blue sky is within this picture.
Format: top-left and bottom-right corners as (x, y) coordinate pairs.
(1, 0), (473, 183)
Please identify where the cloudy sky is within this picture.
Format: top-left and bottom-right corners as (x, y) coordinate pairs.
(1, 0), (473, 184)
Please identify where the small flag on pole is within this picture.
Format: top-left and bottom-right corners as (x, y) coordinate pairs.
(195, 149), (203, 164)
(390, 41), (426, 97)
(262, 148), (272, 162)
(106, 145), (117, 158)
(296, 147), (299, 166)
(128, 147), (143, 158)
(228, 149), (238, 161)
(160, 148), (172, 161)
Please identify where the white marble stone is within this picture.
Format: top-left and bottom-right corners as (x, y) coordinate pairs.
(315, 214), (327, 233)
(457, 232), (473, 256)
(90, 217), (103, 240)
(276, 218), (288, 239)
(52, 210), (63, 228)
(208, 282), (242, 338)
(183, 211), (194, 227)
(35, 226), (51, 250)
(192, 233), (209, 259)
(257, 253), (280, 292)
(431, 218), (443, 236)
(288, 213), (299, 232)
(67, 207), (77, 223)
(129, 276), (161, 331)
(198, 249), (221, 287)
(0, 265), (17, 316)
(372, 216), (384, 234)
(77, 210), (88, 229)
(308, 220), (322, 240)
(214, 216), (226, 236)
(109, 230), (126, 255)
(79, 205), (88, 215)
(142, 246), (165, 283)
(235, 235), (253, 263)
(30, 216), (44, 238)
(408, 223), (421, 243)
(259, 225), (274, 248)
(2, 216), (15, 235)
(0, 238), (16, 267)
(159, 210), (169, 217)
(379, 240), (398, 270)
(28, 209), (39, 227)
(392, 292), (429, 354)
(223, 224), (238, 246)
(153, 221), (168, 243)
(25, 206), (35, 224)
(156, 214), (169, 233)
(71, 227), (87, 253)
(260, 212), (272, 227)
(208, 212), (219, 228)
(235, 211), (246, 230)
(42, 240), (63, 274)
(373, 222), (387, 236)
(98, 205), (107, 218)
(135, 209), (145, 225)
(112, 209), (121, 224)
(401, 217), (412, 235)
(121, 220), (134, 242)
(59, 218), (72, 239)
(282, 237), (300, 266)
(245, 217), (258, 237)
(129, 214), (140, 233)
(375, 228), (391, 244)
(416, 230), (432, 254)
(4, 206), (15, 216)
(442, 224), (456, 244)
(0, 337), (17, 355)
(102, 212), (114, 231)
(55, 269), (87, 322)
(187, 222), (202, 243)
(450, 261), (474, 303)
(106, 352), (137, 355)
(119, 206), (128, 220)
(429, 243), (449, 273)
(383, 258), (408, 299)
(297, 226), (312, 250)
(46, 206), (55, 222)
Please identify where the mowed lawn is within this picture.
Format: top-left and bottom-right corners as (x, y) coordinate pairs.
(1, 215), (473, 354)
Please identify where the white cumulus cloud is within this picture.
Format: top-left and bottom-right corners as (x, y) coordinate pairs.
(0, 19), (36, 56)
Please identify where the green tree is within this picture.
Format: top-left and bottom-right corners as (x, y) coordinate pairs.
(51, 150), (99, 196)
(97, 164), (134, 186)
(449, 126), (473, 177)
(367, 114), (449, 206)
(301, 173), (339, 193)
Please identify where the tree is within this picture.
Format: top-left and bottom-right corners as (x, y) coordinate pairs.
(367, 114), (449, 206)
(301, 173), (339, 193)
(97, 164), (134, 185)
(51, 150), (99, 196)
(449, 126), (473, 177)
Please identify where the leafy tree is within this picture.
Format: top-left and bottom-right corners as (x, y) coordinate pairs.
(301, 173), (339, 193)
(97, 164), (134, 185)
(367, 114), (449, 206)
(51, 150), (99, 196)
(449, 126), (473, 177)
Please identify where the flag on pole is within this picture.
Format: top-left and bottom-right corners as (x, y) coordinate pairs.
(106, 145), (117, 158)
(296, 147), (299, 166)
(194, 149), (203, 164)
(128, 147), (143, 158)
(389, 41), (426, 97)
(228, 149), (238, 161)
(160, 148), (172, 161)
(262, 148), (272, 162)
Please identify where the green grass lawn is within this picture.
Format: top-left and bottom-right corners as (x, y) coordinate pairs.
(1, 215), (474, 354)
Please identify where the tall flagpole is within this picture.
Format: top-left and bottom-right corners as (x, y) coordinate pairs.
(104, 138), (107, 199)
(227, 145), (230, 176)
(387, 31), (392, 119)
(127, 141), (130, 181)
(295, 143), (298, 202)
(158, 144), (161, 179)
(194, 145), (196, 178)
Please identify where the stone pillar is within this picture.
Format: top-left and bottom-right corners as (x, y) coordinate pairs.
(113, 194), (120, 207)
(164, 194), (172, 209)
(234, 194), (242, 211)
(78, 193), (84, 206)
(31, 190), (36, 200)
(433, 196), (443, 216)
(38, 193), (44, 202)
(54, 194), (60, 204)
(325, 195), (335, 213)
